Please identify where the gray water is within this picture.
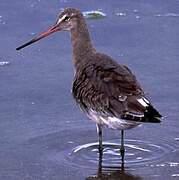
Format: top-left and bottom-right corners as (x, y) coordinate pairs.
(0, 0), (179, 179)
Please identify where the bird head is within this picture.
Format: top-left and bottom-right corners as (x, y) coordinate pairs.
(16, 8), (82, 50)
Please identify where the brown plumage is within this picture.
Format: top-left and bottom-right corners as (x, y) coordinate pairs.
(16, 8), (162, 162)
(72, 51), (161, 123)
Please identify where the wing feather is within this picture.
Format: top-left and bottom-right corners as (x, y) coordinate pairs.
(72, 53), (161, 122)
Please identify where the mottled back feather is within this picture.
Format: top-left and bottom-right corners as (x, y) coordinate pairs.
(72, 52), (161, 123)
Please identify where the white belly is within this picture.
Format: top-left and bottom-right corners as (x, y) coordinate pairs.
(87, 110), (141, 130)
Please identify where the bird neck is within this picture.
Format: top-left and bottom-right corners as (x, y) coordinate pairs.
(70, 18), (94, 69)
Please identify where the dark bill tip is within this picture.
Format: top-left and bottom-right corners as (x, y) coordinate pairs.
(16, 39), (37, 50)
(16, 25), (60, 51)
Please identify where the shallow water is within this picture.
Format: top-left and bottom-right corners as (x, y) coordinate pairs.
(0, 0), (179, 179)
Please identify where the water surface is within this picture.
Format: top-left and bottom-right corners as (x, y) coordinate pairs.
(0, 0), (179, 179)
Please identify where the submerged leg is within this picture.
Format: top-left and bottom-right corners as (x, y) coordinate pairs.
(120, 130), (125, 163)
(96, 124), (103, 152)
(97, 144), (103, 178)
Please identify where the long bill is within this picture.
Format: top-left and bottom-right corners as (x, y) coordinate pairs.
(16, 25), (60, 50)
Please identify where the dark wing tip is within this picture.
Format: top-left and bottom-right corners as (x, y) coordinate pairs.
(121, 113), (162, 123)
(121, 103), (162, 123)
(145, 104), (162, 118)
(144, 105), (162, 123)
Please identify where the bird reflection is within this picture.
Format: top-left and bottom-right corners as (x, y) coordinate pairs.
(86, 149), (142, 180)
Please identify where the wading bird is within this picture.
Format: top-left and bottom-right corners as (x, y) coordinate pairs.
(16, 8), (162, 162)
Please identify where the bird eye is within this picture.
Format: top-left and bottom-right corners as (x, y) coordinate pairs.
(64, 16), (70, 22)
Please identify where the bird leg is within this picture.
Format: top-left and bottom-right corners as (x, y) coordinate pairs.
(97, 144), (103, 178)
(120, 130), (125, 164)
(96, 124), (103, 153)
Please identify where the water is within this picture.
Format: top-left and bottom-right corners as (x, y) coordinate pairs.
(0, 0), (179, 179)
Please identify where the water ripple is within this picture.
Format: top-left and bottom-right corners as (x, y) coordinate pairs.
(0, 61), (10, 66)
(64, 139), (176, 169)
(155, 13), (179, 17)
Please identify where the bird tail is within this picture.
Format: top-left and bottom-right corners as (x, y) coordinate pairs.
(143, 104), (162, 123)
(121, 104), (162, 123)
(119, 96), (162, 123)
